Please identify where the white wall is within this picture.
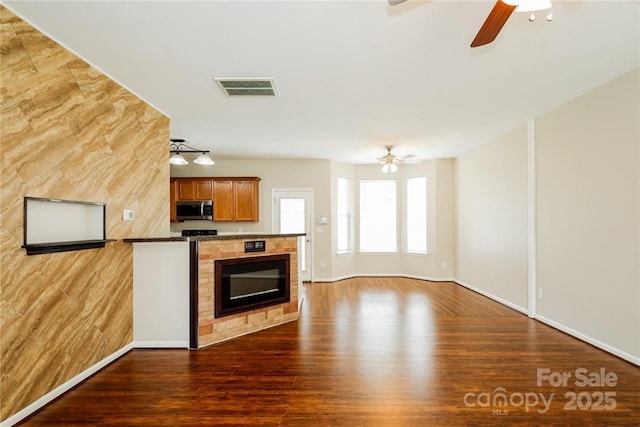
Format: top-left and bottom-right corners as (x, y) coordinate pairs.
(536, 68), (639, 358)
(455, 124), (529, 310)
(454, 68), (640, 362)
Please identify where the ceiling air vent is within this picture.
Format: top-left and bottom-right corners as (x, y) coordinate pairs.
(214, 78), (277, 96)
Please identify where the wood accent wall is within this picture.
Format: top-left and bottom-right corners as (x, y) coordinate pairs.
(0, 6), (169, 421)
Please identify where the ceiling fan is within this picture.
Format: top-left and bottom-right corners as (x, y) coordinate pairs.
(378, 145), (419, 173)
(388, 0), (553, 47)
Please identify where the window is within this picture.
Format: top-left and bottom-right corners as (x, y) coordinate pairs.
(337, 177), (352, 254)
(360, 180), (397, 252)
(406, 177), (427, 253)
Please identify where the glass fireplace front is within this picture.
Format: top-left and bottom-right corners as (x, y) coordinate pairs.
(215, 254), (290, 318)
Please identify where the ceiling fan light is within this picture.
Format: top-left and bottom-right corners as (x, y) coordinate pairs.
(381, 162), (399, 174)
(170, 153), (188, 165)
(194, 153), (215, 165)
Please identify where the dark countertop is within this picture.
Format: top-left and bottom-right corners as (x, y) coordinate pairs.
(123, 233), (305, 243)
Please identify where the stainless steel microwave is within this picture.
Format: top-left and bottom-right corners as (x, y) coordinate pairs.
(176, 200), (213, 221)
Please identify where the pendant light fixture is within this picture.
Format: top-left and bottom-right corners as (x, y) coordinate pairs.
(169, 138), (215, 166)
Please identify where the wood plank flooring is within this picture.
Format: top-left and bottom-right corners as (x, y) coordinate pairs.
(19, 278), (640, 426)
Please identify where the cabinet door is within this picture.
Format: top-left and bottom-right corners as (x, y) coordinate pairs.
(176, 179), (212, 200)
(234, 180), (259, 221)
(169, 180), (178, 222)
(213, 180), (235, 221)
(177, 180), (196, 200)
(195, 179), (212, 200)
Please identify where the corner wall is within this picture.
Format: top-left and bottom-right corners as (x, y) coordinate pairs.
(454, 68), (640, 361)
(0, 6), (169, 421)
(455, 124), (529, 310)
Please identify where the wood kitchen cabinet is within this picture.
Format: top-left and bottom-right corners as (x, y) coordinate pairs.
(169, 180), (177, 222)
(170, 177), (260, 222)
(176, 179), (212, 201)
(212, 177), (260, 222)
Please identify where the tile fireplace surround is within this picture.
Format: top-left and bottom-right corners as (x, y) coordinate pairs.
(196, 236), (300, 348)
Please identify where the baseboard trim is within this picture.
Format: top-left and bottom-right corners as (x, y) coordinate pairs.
(453, 279), (529, 315)
(535, 314), (640, 367)
(1, 343), (135, 427)
(132, 340), (189, 349)
(452, 279), (639, 367)
(312, 273), (455, 283)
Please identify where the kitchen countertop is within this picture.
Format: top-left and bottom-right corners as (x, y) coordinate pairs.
(123, 233), (305, 243)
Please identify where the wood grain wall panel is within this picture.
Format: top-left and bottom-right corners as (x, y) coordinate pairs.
(0, 6), (169, 421)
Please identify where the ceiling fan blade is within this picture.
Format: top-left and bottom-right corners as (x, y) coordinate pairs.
(388, 0), (408, 5)
(471, 1), (517, 48)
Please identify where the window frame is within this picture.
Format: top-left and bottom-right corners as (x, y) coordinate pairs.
(336, 176), (353, 255)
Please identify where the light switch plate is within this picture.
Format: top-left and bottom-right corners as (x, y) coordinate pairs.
(123, 209), (134, 221)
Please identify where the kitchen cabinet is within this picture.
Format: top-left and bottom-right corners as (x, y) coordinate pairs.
(176, 179), (212, 201)
(213, 178), (260, 222)
(170, 177), (260, 222)
(170, 180), (177, 222)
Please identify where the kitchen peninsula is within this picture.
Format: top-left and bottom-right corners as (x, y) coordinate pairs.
(124, 233), (304, 349)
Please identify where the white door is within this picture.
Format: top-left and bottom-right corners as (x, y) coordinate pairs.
(273, 190), (312, 282)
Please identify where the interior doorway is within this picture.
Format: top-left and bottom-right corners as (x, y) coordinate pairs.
(272, 189), (312, 282)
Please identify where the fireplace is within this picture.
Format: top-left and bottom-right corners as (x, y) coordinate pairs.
(215, 254), (290, 318)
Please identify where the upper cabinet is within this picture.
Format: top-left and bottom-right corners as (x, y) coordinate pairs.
(170, 177), (260, 222)
(213, 178), (260, 222)
(176, 179), (212, 201)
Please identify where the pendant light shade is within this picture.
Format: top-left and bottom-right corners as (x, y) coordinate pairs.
(170, 153), (188, 165)
(194, 153), (215, 165)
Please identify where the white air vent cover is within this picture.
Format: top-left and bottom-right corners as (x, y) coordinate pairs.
(214, 78), (277, 96)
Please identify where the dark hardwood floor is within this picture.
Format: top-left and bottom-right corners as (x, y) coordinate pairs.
(20, 278), (640, 426)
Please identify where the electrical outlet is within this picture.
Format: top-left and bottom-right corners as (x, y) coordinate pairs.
(320, 262), (326, 271)
(441, 261), (447, 269)
(123, 209), (134, 221)
(537, 288), (544, 300)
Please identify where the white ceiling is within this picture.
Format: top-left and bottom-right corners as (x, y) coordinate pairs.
(5, 0), (639, 164)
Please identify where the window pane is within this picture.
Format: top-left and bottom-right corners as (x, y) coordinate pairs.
(360, 180), (396, 252)
(337, 177), (352, 253)
(279, 198), (306, 271)
(407, 177), (427, 253)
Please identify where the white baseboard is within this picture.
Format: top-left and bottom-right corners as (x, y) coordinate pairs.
(453, 279), (529, 315)
(312, 273), (455, 283)
(1, 343), (134, 427)
(132, 341), (189, 349)
(452, 279), (639, 367)
(535, 314), (640, 367)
